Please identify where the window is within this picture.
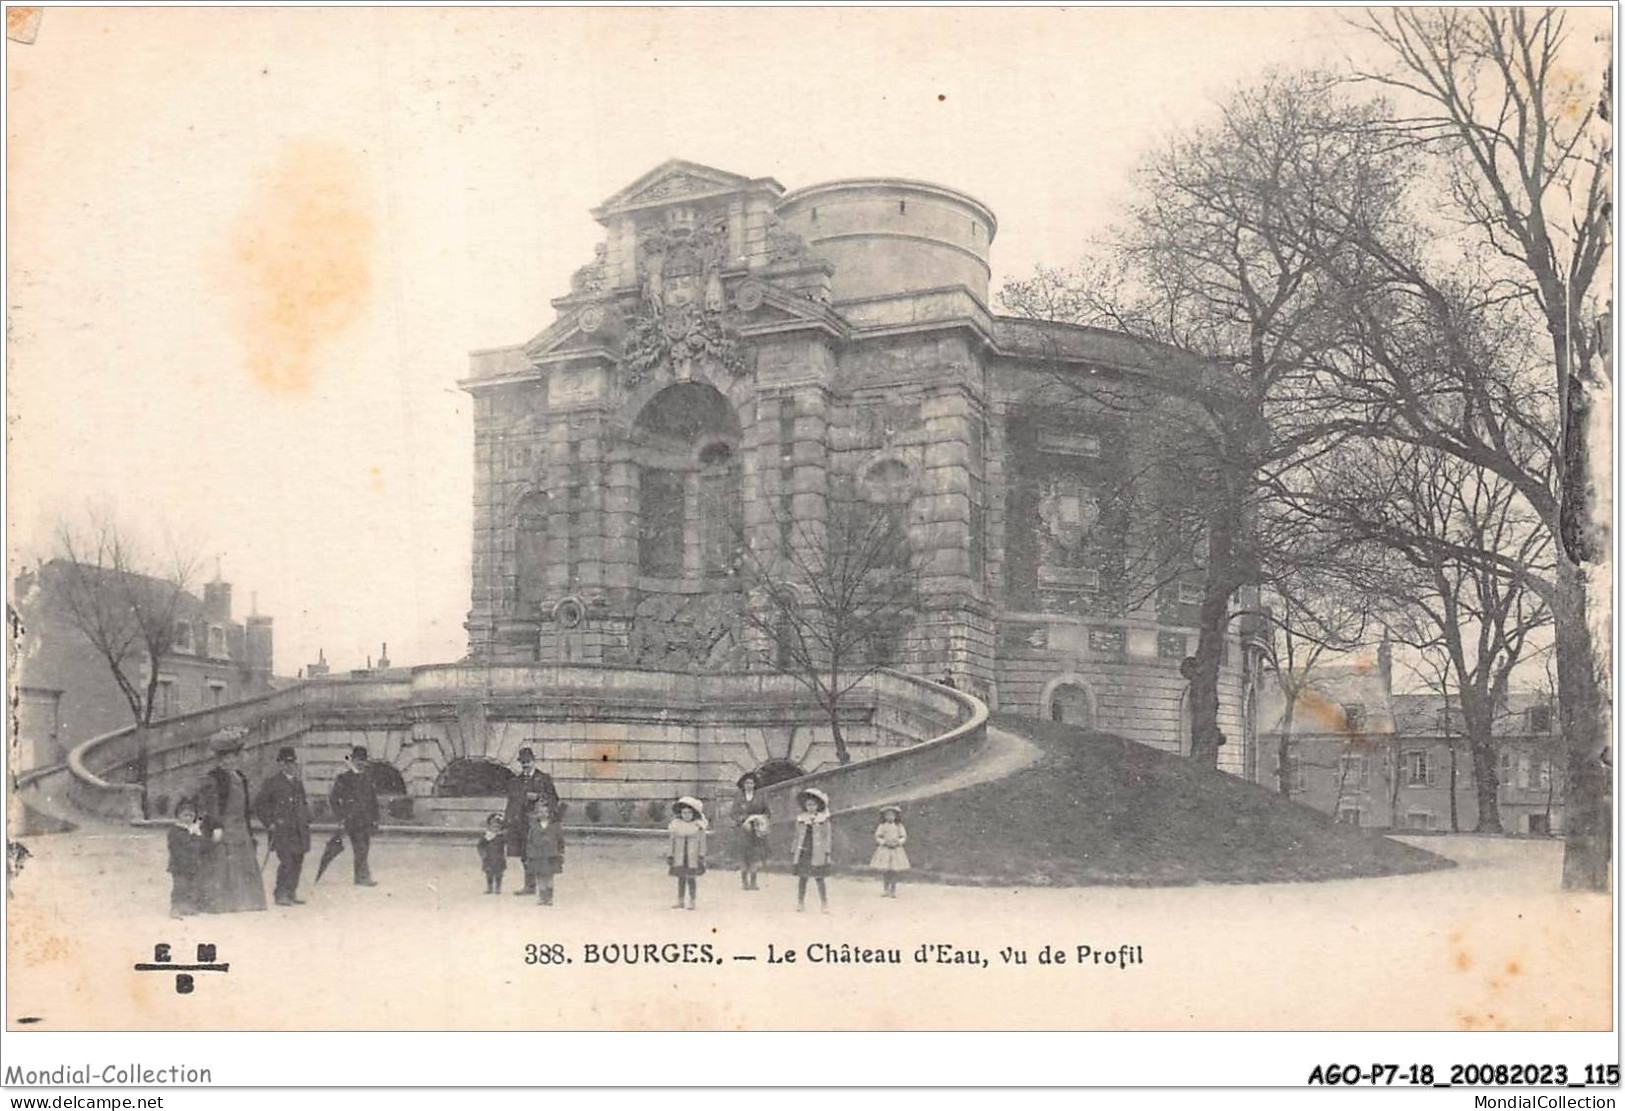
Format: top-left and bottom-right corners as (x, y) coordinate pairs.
(1528, 705), (1553, 733)
(1498, 749), (1514, 784)
(1343, 704), (1367, 732)
(1157, 632), (1188, 661)
(173, 621), (193, 653)
(779, 397), (796, 460)
(1532, 759), (1551, 790)
(1405, 809), (1436, 831)
(514, 491), (551, 607)
(968, 497), (985, 583)
(1177, 581), (1203, 605)
(154, 677), (179, 718)
(1527, 813), (1551, 835)
(639, 468), (685, 577)
(206, 679), (226, 707)
(1336, 804), (1362, 828)
(1405, 750), (1435, 788)
(206, 625), (225, 658)
(1338, 753), (1370, 789)
(698, 442), (742, 576)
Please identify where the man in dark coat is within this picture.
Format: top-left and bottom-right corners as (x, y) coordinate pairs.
(503, 746), (560, 895)
(255, 747), (313, 906)
(330, 746), (380, 886)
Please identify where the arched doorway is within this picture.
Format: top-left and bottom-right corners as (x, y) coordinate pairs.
(434, 758), (515, 797)
(365, 762), (408, 796)
(633, 382), (742, 579)
(752, 759), (806, 787)
(1042, 678), (1096, 730)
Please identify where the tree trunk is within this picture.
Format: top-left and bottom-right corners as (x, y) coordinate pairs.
(1558, 337), (1600, 566)
(1552, 560), (1609, 891)
(1460, 696), (1501, 833)
(1448, 738), (1460, 833)
(138, 663), (160, 820)
(1388, 735), (1402, 828)
(828, 704), (851, 765)
(1189, 481), (1246, 769)
(1276, 695), (1298, 798)
(1188, 579), (1229, 769)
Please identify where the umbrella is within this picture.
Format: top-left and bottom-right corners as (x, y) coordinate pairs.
(313, 833), (347, 883)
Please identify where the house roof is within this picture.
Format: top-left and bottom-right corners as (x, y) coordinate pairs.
(1257, 659), (1395, 739)
(1389, 692), (1555, 738)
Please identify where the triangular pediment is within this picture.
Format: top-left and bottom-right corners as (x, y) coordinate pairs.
(591, 159), (783, 221)
(522, 311), (614, 363)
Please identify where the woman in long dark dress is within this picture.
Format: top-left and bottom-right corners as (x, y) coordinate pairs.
(194, 729), (267, 914)
(729, 772), (770, 891)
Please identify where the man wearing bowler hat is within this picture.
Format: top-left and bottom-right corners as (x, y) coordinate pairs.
(503, 746), (560, 895)
(330, 746), (381, 886)
(255, 747), (313, 906)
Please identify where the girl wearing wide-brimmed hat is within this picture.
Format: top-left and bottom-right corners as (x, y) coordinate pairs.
(730, 772), (771, 891)
(790, 787), (833, 912)
(870, 805), (910, 898)
(667, 796), (708, 910)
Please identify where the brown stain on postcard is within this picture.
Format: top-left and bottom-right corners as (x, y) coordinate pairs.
(6, 7), (41, 44)
(222, 139), (375, 396)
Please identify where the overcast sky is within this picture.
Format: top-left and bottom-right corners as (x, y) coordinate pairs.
(6, 8), (1606, 676)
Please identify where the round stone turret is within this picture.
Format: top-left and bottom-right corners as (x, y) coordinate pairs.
(776, 178), (997, 304)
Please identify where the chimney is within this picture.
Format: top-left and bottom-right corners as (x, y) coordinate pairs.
(245, 613), (274, 686)
(1377, 633), (1393, 695)
(204, 580), (232, 624)
(377, 642), (391, 669)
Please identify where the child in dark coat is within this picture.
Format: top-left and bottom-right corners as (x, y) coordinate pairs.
(166, 798), (207, 918)
(477, 813), (507, 894)
(791, 788), (834, 912)
(524, 806), (565, 906)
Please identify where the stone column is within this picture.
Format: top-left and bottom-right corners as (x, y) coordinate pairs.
(912, 386), (993, 689)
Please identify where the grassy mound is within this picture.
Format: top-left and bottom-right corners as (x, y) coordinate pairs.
(754, 714), (1451, 886)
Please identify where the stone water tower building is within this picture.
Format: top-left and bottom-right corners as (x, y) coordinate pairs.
(462, 160), (1259, 773)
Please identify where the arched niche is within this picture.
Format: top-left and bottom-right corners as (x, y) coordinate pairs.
(632, 382), (743, 579)
(752, 758), (807, 788)
(1040, 674), (1097, 730)
(434, 757), (515, 798)
(366, 762), (408, 796)
(514, 490), (551, 609)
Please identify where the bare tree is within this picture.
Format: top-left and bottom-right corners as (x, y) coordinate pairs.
(1309, 441), (1552, 832)
(1402, 643), (1467, 833)
(1251, 567), (1374, 799)
(1332, 8), (1611, 888)
(52, 514), (200, 814)
(737, 496), (918, 766)
(1002, 70), (1408, 768)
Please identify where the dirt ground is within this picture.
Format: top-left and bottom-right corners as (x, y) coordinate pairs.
(4, 828), (1610, 1031)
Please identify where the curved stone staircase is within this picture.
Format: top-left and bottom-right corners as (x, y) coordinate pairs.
(32, 668), (1031, 834)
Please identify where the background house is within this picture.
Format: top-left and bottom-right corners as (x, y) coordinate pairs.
(10, 561), (276, 770)
(1254, 647), (1562, 834)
